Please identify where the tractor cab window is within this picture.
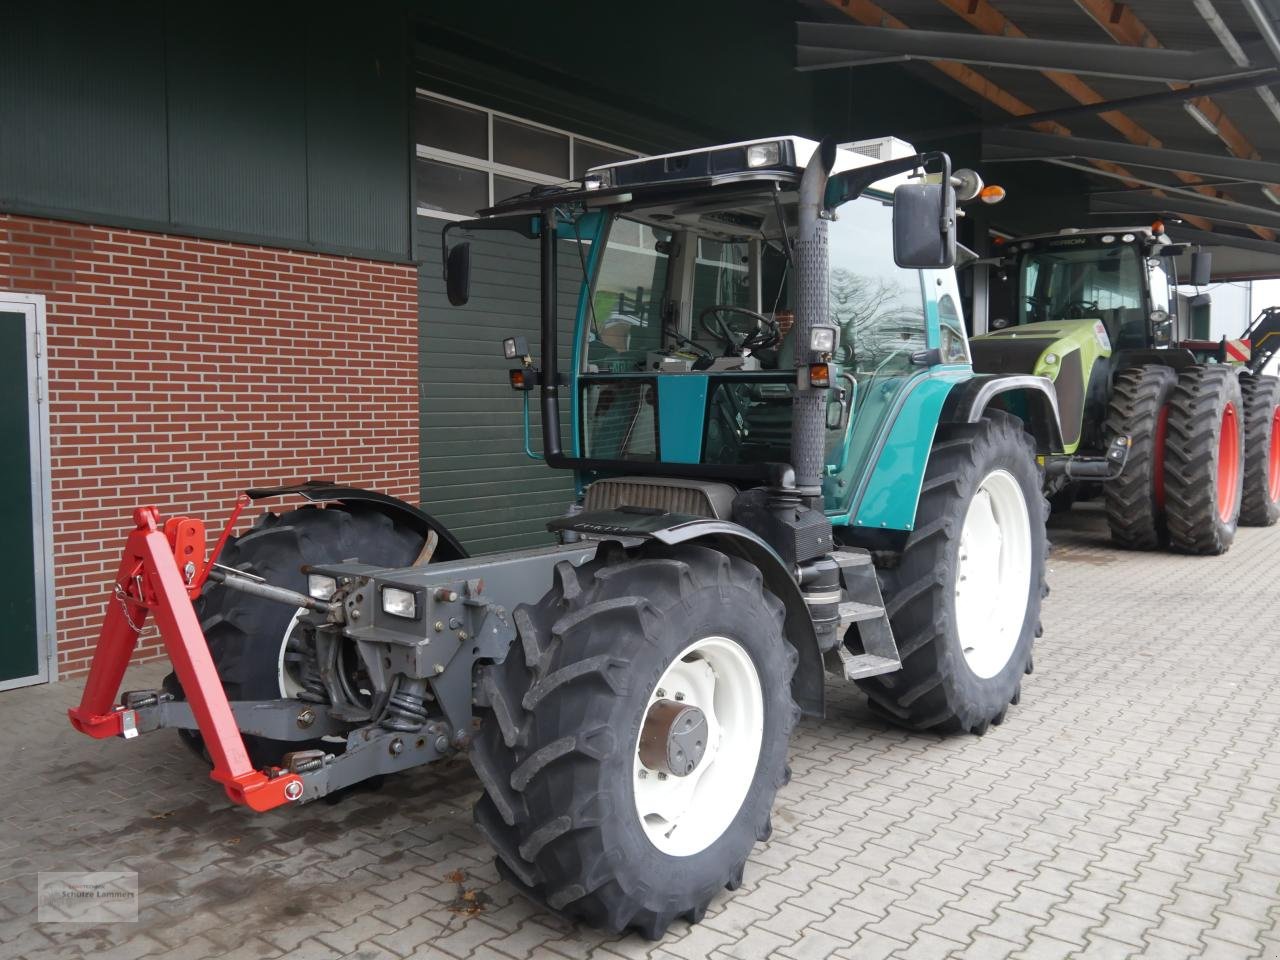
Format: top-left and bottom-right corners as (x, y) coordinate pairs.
(1019, 241), (1143, 346)
(585, 218), (672, 373)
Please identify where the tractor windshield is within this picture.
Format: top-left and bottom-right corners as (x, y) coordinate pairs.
(1018, 239), (1144, 344)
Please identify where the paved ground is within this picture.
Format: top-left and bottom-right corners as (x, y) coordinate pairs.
(3, 502), (1279, 959)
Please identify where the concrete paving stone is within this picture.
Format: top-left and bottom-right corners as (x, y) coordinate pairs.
(717, 927), (795, 959)
(1009, 931), (1079, 960)
(775, 928), (854, 960)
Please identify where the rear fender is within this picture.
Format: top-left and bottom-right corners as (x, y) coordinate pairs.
(245, 481), (468, 561)
(549, 510), (824, 718)
(941, 375), (1064, 454)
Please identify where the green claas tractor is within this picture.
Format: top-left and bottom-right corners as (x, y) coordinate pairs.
(971, 225), (1280, 554)
(69, 136), (1065, 938)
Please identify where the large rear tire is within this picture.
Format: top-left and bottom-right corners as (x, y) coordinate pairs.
(1240, 374), (1280, 527)
(470, 540), (797, 939)
(1163, 365), (1244, 554)
(857, 412), (1048, 735)
(166, 504), (426, 768)
(1104, 365), (1178, 549)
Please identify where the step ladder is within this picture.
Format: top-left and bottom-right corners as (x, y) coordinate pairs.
(822, 549), (901, 681)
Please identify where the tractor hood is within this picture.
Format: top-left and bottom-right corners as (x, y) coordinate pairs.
(969, 319), (1113, 455)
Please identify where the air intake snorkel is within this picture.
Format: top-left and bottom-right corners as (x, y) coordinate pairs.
(791, 138), (838, 501)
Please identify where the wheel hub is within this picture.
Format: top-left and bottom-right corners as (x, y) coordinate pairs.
(639, 699), (708, 777)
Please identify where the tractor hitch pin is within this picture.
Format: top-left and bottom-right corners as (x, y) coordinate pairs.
(206, 567), (336, 615)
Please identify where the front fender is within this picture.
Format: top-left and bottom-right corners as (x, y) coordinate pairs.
(549, 510), (825, 718)
(245, 481), (468, 561)
(940, 374), (1064, 454)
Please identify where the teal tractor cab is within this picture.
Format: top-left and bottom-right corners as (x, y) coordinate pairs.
(972, 226), (1280, 554)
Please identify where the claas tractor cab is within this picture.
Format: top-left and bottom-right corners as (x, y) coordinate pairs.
(973, 225), (1280, 554)
(69, 134), (1063, 939)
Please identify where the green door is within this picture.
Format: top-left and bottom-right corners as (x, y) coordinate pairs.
(0, 304), (48, 688)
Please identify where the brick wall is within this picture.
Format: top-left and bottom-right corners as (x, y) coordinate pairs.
(0, 215), (420, 676)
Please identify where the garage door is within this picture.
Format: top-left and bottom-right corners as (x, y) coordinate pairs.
(412, 90), (638, 554)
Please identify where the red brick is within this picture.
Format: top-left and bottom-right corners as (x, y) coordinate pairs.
(1, 213), (419, 678)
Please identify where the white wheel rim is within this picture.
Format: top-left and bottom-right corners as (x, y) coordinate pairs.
(954, 469), (1033, 680)
(277, 607), (308, 699)
(632, 636), (763, 857)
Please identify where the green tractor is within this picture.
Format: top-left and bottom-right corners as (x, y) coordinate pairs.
(971, 226), (1280, 554)
(70, 135), (1066, 939)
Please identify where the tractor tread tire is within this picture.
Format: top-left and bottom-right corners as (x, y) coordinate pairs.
(166, 504), (423, 768)
(1104, 365), (1178, 549)
(471, 541), (796, 939)
(857, 412), (1048, 735)
(1240, 374), (1280, 527)
(1163, 365), (1244, 555)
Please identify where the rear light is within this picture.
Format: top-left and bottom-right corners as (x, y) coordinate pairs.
(807, 363), (832, 388)
(979, 185), (1006, 205)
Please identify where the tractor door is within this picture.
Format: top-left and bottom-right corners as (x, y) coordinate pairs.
(823, 193), (930, 514)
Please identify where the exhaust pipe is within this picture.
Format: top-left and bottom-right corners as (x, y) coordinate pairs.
(791, 138), (838, 500)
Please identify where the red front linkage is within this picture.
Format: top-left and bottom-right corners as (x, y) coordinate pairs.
(67, 497), (305, 812)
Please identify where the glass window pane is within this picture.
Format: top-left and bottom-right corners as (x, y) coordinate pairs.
(575, 141), (635, 176)
(493, 175), (536, 204)
(414, 96), (488, 159)
(587, 218), (671, 371)
(580, 380), (657, 460)
(494, 117), (569, 179)
(415, 158), (488, 216)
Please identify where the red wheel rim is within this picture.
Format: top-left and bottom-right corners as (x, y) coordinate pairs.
(1153, 404), (1169, 510)
(1218, 402), (1241, 522)
(1268, 405), (1280, 503)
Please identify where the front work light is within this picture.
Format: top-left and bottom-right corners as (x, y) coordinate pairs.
(809, 326), (837, 355)
(381, 586), (418, 620)
(746, 142), (781, 168)
(502, 335), (530, 360)
(307, 574), (338, 601)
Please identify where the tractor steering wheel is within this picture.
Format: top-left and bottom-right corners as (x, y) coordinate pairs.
(1062, 299), (1100, 317)
(699, 305), (781, 354)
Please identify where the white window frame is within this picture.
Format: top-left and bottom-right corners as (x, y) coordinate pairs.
(414, 88), (641, 221)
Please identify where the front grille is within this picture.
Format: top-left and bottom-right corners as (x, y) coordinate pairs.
(584, 477), (736, 519)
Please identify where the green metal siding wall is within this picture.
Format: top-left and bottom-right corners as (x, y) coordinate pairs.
(417, 218), (580, 554)
(0, 2), (409, 261)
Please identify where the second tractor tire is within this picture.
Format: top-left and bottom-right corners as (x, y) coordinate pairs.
(1240, 373), (1280, 527)
(1163, 365), (1245, 554)
(165, 503), (426, 768)
(1103, 365), (1178, 549)
(470, 540), (797, 939)
(857, 412), (1048, 735)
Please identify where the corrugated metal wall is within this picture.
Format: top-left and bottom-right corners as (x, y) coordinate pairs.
(0, 2), (409, 262)
(417, 219), (581, 554)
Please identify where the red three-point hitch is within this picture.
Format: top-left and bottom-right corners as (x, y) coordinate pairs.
(67, 498), (304, 812)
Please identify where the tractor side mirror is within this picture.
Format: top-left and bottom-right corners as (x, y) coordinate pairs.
(893, 181), (957, 269)
(445, 242), (472, 306)
(1190, 249), (1212, 287)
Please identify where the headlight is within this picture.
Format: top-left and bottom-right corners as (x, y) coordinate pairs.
(809, 326), (837, 354)
(1043, 353), (1058, 365)
(381, 586), (418, 620)
(746, 142), (781, 168)
(307, 574), (337, 600)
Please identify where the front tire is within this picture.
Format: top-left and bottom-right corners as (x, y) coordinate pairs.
(1240, 374), (1280, 527)
(470, 541), (797, 939)
(166, 504), (426, 767)
(857, 412), (1048, 735)
(1163, 365), (1244, 554)
(1104, 365), (1177, 549)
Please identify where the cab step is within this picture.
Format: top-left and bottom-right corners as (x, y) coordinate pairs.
(825, 548), (901, 682)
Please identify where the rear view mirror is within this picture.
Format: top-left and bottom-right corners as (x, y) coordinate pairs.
(445, 242), (471, 306)
(893, 181), (956, 269)
(1191, 249), (1212, 286)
